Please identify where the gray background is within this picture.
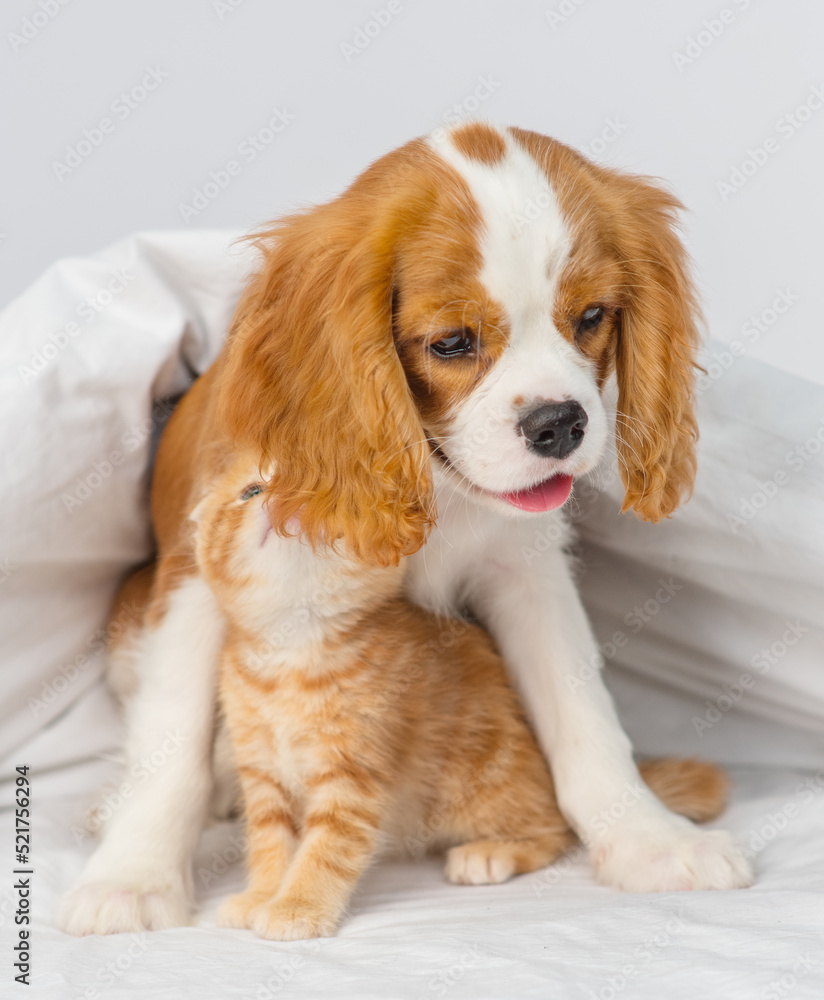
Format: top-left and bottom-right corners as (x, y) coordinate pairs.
(3, 0), (822, 383)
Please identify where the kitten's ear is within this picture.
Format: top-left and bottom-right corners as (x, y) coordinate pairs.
(217, 206), (434, 567)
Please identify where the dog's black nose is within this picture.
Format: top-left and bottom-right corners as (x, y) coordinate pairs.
(518, 401), (588, 459)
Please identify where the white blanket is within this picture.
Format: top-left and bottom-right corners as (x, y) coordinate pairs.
(8, 762), (824, 999)
(1, 231), (823, 998)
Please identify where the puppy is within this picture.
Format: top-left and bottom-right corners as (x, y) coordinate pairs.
(61, 122), (751, 936)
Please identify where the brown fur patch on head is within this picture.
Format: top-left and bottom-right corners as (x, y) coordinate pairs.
(510, 127), (701, 522)
(448, 122), (506, 166)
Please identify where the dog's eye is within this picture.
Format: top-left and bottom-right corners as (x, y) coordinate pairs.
(430, 331), (474, 358)
(578, 306), (605, 334)
(239, 484), (263, 502)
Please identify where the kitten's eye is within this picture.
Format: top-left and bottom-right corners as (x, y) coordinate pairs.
(430, 330), (474, 358)
(578, 306), (605, 334)
(239, 484), (263, 502)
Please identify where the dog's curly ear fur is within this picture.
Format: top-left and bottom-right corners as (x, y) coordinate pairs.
(216, 202), (434, 567)
(611, 175), (701, 521)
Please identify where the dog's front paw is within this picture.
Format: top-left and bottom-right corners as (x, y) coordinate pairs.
(591, 821), (753, 892)
(59, 879), (190, 935)
(250, 898), (339, 940)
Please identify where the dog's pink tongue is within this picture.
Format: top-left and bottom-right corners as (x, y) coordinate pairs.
(500, 474), (573, 512)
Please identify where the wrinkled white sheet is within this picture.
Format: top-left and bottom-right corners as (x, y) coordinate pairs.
(1, 231), (823, 998)
(8, 761), (824, 999)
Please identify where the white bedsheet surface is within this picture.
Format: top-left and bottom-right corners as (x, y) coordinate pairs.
(2, 230), (823, 998)
(7, 760), (824, 999)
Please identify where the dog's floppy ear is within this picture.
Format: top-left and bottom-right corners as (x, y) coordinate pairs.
(217, 203), (434, 567)
(612, 176), (701, 521)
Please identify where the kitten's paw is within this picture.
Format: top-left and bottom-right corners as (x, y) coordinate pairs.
(217, 891), (270, 930)
(59, 879), (189, 935)
(445, 841), (517, 885)
(592, 822), (753, 892)
(250, 899), (339, 940)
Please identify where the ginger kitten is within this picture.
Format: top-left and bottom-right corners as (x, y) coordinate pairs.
(191, 456), (729, 940)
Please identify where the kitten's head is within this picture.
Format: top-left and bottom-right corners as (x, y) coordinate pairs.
(191, 455), (405, 626)
(191, 460), (276, 598)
